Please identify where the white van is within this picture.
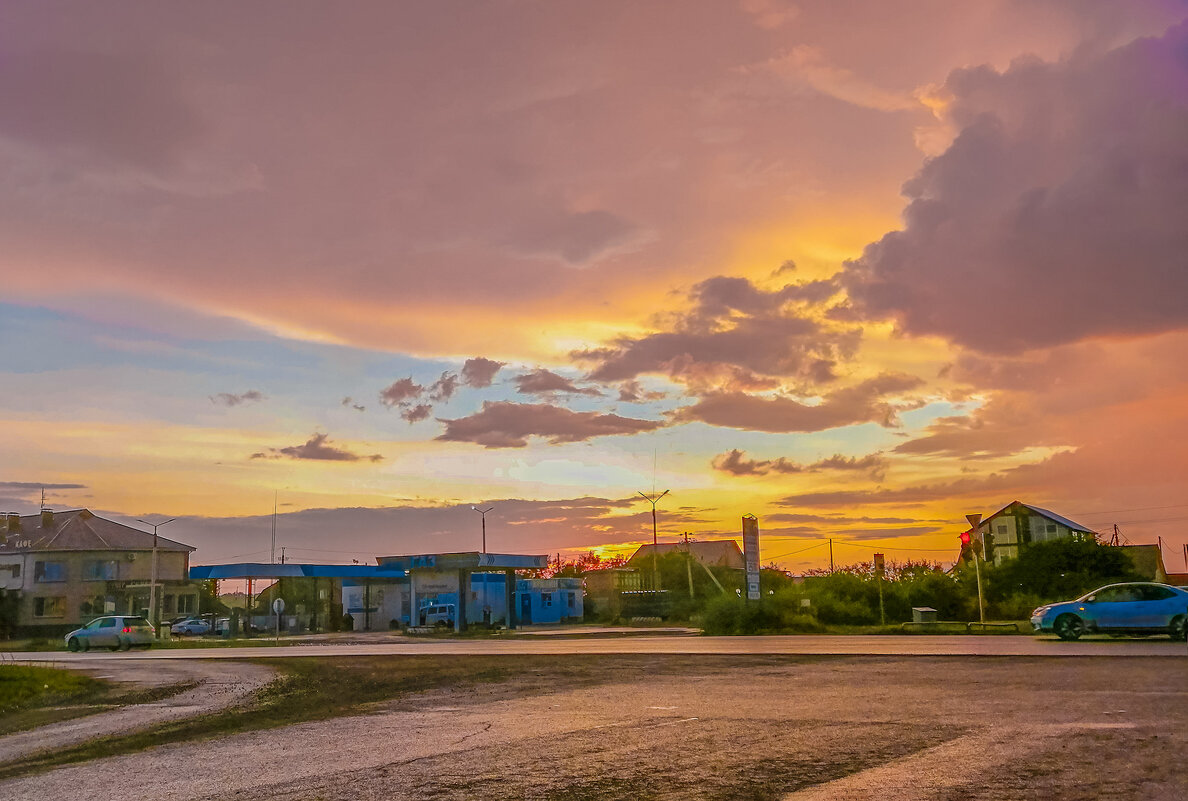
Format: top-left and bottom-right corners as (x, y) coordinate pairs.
(419, 604), (456, 628)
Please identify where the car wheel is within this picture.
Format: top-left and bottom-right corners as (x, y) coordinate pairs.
(1053, 614), (1085, 641)
(1169, 614), (1186, 641)
(119, 638), (132, 651)
(67, 637), (80, 652)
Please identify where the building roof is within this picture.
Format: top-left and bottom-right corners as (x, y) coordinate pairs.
(190, 563), (406, 580)
(1119, 545), (1168, 582)
(628, 540), (745, 569)
(0, 509), (194, 554)
(376, 552), (547, 571)
(978, 501), (1096, 535)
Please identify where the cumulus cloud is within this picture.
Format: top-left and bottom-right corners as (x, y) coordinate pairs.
(252, 433), (383, 462)
(437, 401), (663, 448)
(672, 373), (924, 433)
(574, 275), (850, 390)
(514, 368), (602, 397)
(461, 357), (504, 388)
(617, 380), (667, 403)
(713, 449), (887, 478)
(379, 377), (425, 407)
(841, 22), (1188, 352)
(400, 404), (433, 424)
(209, 390), (266, 407)
(428, 372), (460, 402)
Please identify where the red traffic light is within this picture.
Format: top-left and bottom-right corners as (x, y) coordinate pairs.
(959, 530), (972, 546)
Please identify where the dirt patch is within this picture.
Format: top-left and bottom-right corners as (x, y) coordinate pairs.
(0, 659), (273, 766)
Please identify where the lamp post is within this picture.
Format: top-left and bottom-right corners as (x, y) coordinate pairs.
(472, 506), (494, 627)
(637, 490), (669, 591)
(137, 517), (176, 639)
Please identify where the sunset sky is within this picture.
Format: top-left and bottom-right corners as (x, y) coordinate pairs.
(3, 1), (1187, 572)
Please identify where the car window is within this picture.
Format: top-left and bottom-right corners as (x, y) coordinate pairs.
(97, 618), (116, 628)
(1139, 586), (1175, 601)
(85, 619), (102, 630)
(1093, 587), (1131, 603)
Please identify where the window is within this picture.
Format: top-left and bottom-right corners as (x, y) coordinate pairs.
(83, 560), (118, 581)
(33, 596), (66, 617)
(567, 592), (576, 609)
(34, 561), (65, 582)
(996, 524), (1007, 535)
(178, 595), (196, 614)
(542, 592), (552, 607)
(97, 617), (116, 628)
(1139, 585), (1175, 601)
(1046, 523), (1057, 533)
(163, 594), (175, 614)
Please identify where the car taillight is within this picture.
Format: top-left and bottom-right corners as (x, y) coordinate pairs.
(122, 627), (130, 633)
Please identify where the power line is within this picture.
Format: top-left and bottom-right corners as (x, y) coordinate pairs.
(764, 542), (829, 562)
(1066, 503), (1188, 518)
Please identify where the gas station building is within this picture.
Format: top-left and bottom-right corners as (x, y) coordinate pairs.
(191, 551), (583, 633)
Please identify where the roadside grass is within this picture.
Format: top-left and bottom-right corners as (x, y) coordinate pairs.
(0, 664), (199, 737)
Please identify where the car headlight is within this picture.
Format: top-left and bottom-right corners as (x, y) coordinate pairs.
(1031, 606), (1050, 617)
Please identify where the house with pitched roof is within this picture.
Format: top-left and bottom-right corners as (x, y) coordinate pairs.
(0, 509), (198, 636)
(976, 501), (1097, 566)
(627, 540), (745, 570)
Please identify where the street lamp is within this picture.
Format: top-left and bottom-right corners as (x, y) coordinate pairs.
(471, 506), (493, 553)
(136, 517), (176, 638)
(637, 490), (669, 591)
(472, 505), (494, 627)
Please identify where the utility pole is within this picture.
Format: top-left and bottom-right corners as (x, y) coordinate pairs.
(270, 492), (277, 564)
(137, 517), (176, 639)
(829, 538), (834, 572)
(683, 532), (695, 599)
(638, 490), (669, 591)
(966, 513), (986, 624)
(280, 546), (287, 565)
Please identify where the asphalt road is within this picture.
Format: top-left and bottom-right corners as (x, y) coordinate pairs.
(2, 653), (1185, 800)
(8, 633), (1187, 660)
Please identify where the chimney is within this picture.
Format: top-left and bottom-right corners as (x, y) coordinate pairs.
(5, 513), (18, 533)
(41, 509), (54, 529)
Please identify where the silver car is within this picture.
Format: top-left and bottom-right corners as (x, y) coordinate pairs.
(65, 615), (155, 651)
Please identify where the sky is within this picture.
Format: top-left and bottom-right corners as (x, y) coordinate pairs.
(2, 0), (1187, 572)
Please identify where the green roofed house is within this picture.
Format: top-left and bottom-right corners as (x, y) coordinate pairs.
(0, 509), (199, 637)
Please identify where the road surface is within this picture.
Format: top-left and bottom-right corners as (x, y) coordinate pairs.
(6, 633), (1186, 661)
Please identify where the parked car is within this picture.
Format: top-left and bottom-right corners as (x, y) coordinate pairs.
(65, 615), (155, 651)
(1031, 582), (1188, 641)
(170, 617), (212, 636)
(419, 604), (456, 628)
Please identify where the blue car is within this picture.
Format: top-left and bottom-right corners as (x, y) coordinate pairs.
(1031, 582), (1188, 641)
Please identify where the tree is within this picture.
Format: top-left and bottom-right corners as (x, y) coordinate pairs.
(987, 539), (1143, 603)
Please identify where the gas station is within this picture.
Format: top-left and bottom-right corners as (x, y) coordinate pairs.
(189, 552), (571, 633)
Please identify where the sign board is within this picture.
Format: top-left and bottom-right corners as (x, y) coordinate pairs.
(272, 598), (285, 615)
(873, 552), (885, 577)
(742, 514), (761, 601)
